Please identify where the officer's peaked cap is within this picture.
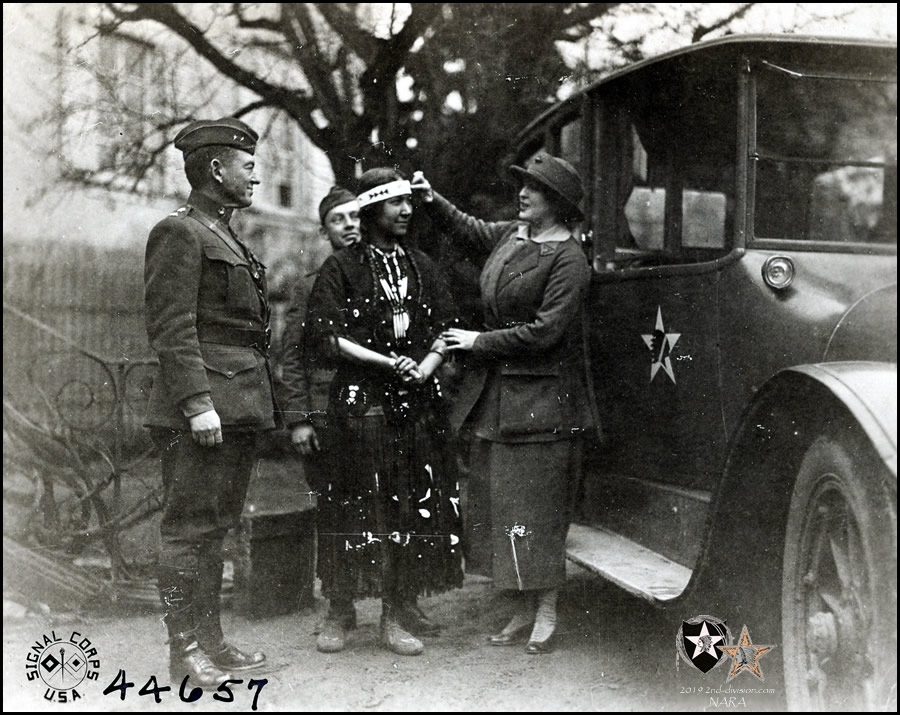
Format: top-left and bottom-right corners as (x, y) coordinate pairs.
(174, 117), (258, 158)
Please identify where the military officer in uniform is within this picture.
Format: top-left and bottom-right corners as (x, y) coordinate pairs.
(144, 117), (275, 688)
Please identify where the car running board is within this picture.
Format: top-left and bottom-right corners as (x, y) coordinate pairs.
(566, 523), (692, 603)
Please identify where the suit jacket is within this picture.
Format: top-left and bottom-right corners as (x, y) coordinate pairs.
(144, 191), (276, 431)
(428, 193), (597, 441)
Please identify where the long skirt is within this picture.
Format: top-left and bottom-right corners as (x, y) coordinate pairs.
(316, 413), (463, 600)
(465, 437), (582, 591)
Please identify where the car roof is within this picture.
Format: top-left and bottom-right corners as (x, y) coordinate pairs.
(516, 34), (898, 146)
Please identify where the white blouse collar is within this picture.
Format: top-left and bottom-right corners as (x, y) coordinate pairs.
(516, 222), (570, 244)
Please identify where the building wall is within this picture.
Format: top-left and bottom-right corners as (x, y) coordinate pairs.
(3, 3), (335, 439)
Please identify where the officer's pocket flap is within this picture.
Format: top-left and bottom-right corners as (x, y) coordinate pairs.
(202, 244), (249, 267)
(202, 349), (259, 379)
(498, 371), (563, 436)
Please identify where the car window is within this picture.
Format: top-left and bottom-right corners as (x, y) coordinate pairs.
(754, 67), (897, 244)
(619, 122), (728, 261)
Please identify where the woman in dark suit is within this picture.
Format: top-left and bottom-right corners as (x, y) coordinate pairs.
(412, 154), (596, 654)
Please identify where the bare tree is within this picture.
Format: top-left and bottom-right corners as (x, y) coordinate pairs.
(78, 4), (619, 187)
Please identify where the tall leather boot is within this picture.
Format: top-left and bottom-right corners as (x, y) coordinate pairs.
(194, 556), (225, 651)
(157, 565), (231, 688)
(195, 555), (266, 672)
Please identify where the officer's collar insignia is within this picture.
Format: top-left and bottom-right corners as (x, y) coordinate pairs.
(539, 242), (558, 255)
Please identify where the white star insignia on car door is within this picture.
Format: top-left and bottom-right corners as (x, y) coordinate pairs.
(641, 307), (681, 384)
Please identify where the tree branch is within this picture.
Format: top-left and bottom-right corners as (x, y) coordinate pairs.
(316, 2), (380, 63)
(365, 3), (443, 86)
(555, 2), (620, 34)
(284, 4), (345, 125)
(692, 3), (756, 43)
(231, 2), (283, 33)
(233, 98), (276, 118)
(103, 3), (329, 152)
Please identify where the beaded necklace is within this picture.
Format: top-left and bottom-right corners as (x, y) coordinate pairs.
(367, 244), (420, 341)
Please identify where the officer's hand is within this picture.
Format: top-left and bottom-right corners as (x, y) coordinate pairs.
(410, 171), (434, 203)
(189, 409), (223, 447)
(291, 423), (320, 456)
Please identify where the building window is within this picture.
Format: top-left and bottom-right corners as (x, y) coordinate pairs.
(95, 33), (155, 174)
(278, 183), (293, 208)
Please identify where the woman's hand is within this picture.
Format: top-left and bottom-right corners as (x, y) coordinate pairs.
(440, 328), (480, 352)
(390, 352), (423, 382)
(291, 423), (320, 455)
(410, 171), (434, 203)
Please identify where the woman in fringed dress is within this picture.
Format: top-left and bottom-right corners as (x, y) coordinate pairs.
(304, 168), (463, 656)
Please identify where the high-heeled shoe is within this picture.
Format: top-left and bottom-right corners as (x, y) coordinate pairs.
(524, 634), (556, 654)
(525, 588), (558, 654)
(487, 621), (534, 646)
(487, 593), (536, 646)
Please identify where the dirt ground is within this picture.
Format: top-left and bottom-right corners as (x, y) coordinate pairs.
(2, 563), (788, 713)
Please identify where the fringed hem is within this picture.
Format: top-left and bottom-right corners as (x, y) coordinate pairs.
(318, 413), (463, 599)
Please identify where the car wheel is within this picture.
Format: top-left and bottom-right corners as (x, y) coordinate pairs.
(781, 432), (896, 711)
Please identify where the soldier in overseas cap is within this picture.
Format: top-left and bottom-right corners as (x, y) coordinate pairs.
(144, 117), (274, 688)
(280, 186), (360, 458)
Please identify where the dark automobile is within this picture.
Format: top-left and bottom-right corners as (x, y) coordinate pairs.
(514, 35), (896, 709)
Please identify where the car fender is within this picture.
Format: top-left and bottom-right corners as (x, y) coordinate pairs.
(680, 362), (897, 632)
(787, 362), (896, 477)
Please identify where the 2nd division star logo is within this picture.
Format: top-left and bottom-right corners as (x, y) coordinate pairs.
(676, 615), (732, 673)
(641, 307), (681, 384)
(719, 625), (775, 681)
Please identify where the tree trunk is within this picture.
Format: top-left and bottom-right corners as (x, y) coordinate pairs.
(329, 153), (359, 190)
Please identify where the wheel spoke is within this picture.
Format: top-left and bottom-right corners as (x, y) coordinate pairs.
(829, 525), (853, 591)
(819, 592), (841, 614)
(845, 520), (867, 595)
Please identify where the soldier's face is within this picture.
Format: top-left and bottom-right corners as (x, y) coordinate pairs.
(214, 149), (259, 208)
(321, 200), (361, 249)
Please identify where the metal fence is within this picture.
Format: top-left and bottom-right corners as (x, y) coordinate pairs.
(3, 241), (155, 450)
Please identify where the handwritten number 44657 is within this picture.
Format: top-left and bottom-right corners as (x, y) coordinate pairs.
(103, 669), (267, 711)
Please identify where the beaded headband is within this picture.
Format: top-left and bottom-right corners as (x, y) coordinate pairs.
(357, 180), (412, 208)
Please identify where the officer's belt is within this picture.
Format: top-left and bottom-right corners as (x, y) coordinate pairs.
(197, 324), (269, 352)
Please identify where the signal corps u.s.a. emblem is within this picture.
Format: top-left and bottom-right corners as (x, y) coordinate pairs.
(676, 615), (732, 673)
(24, 630), (100, 703)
